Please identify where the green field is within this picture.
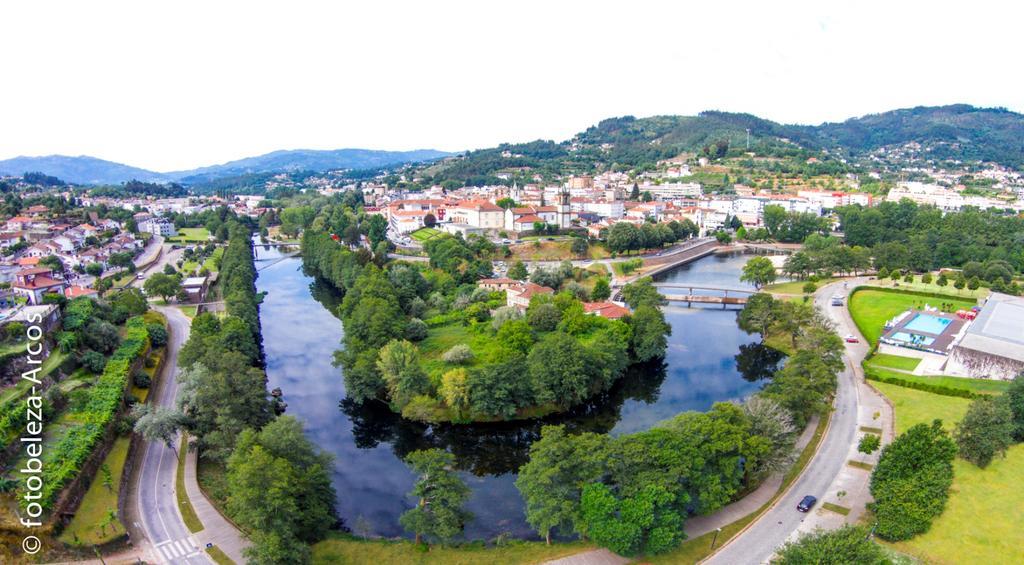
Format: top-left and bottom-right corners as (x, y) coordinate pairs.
(168, 227), (212, 242)
(867, 353), (921, 372)
(849, 288), (977, 345)
(312, 534), (592, 565)
(872, 382), (970, 433)
(866, 274), (991, 299)
(764, 277), (840, 295)
(410, 227), (444, 242)
(58, 436), (131, 546)
(867, 366), (1011, 396)
(873, 382), (1024, 564)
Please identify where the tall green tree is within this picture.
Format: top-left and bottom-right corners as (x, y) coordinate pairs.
(776, 525), (892, 565)
(740, 256), (777, 289)
(954, 396), (1015, 468)
(399, 449), (472, 545)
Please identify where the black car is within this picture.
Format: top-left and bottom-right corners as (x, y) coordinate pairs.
(797, 495), (817, 512)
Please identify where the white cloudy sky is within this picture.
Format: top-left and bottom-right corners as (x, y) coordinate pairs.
(1, 1), (1021, 171)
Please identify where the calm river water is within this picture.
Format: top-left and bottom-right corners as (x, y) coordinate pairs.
(253, 245), (780, 540)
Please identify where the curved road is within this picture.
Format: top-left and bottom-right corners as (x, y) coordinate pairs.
(135, 306), (211, 564)
(706, 278), (870, 564)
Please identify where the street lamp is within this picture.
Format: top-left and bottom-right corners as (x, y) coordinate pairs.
(710, 526), (723, 549)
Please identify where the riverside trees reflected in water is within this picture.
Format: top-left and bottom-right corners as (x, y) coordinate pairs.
(255, 243), (781, 539)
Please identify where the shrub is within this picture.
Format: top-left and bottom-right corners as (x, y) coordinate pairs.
(954, 396), (1015, 468)
(79, 350), (108, 374)
(147, 323), (168, 348)
(442, 344), (474, 365)
(864, 370), (978, 399)
(405, 318), (429, 341)
(802, 281), (818, 294)
(133, 371), (151, 389)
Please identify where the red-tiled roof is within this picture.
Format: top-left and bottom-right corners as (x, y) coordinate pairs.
(14, 275), (63, 290)
(16, 267), (53, 276)
(583, 302), (631, 319)
(514, 214), (545, 224)
(64, 285), (98, 298)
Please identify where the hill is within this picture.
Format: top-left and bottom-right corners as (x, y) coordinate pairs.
(423, 105), (1024, 185)
(0, 155), (168, 185)
(0, 148), (453, 186)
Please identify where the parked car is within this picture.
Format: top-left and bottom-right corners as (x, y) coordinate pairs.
(831, 296), (844, 306)
(844, 334), (859, 343)
(797, 495), (817, 512)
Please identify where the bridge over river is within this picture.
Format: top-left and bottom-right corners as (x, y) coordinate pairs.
(652, 283), (756, 306)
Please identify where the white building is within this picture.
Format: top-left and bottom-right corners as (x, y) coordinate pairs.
(138, 217), (177, 237)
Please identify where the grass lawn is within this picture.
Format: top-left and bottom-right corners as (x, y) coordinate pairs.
(177, 435), (203, 533)
(58, 436), (131, 546)
(866, 366), (1011, 395)
(312, 534), (593, 565)
(889, 446), (1024, 564)
(179, 305), (198, 319)
(848, 288), (977, 345)
(866, 275), (991, 300)
(168, 227), (211, 243)
(206, 545), (236, 565)
(867, 353), (921, 372)
(764, 277), (840, 295)
(410, 227), (444, 242)
(872, 382), (970, 434)
(874, 382), (1024, 564)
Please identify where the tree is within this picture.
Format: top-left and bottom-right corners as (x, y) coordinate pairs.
(743, 395), (796, 479)
(376, 340), (431, 410)
(423, 213), (437, 227)
(737, 293), (777, 336)
(508, 260), (529, 280)
(936, 273), (948, 288)
(775, 525), (892, 565)
(620, 278), (664, 309)
(527, 302), (562, 332)
(528, 332), (592, 407)
(967, 276), (981, 291)
(85, 262), (104, 277)
(629, 305), (670, 362)
(570, 237), (589, 257)
(144, 272), (182, 301)
(763, 205), (787, 237)
(515, 426), (610, 544)
(802, 281), (817, 294)
(578, 482), (683, 556)
(869, 420), (956, 541)
(439, 368), (471, 418)
(591, 278), (611, 301)
(740, 256), (777, 289)
(132, 405), (186, 460)
(399, 449), (472, 545)
(442, 344), (474, 364)
(1007, 374), (1024, 441)
(607, 222), (642, 254)
(954, 396), (1015, 468)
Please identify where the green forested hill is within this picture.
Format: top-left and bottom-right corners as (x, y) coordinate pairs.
(425, 105), (1024, 185)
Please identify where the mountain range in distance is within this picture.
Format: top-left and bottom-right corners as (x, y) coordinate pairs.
(3, 104), (1023, 186)
(0, 148), (454, 186)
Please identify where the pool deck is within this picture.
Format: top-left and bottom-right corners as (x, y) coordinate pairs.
(881, 310), (966, 354)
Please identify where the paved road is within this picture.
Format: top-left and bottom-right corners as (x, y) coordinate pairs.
(706, 279), (869, 564)
(136, 306), (211, 564)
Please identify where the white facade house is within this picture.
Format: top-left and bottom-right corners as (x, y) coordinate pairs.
(138, 217), (177, 237)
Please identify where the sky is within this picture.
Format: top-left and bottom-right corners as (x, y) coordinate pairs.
(1, 0), (1022, 172)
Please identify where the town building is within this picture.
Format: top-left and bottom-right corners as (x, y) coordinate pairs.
(947, 293), (1024, 380)
(11, 267), (66, 305)
(138, 217), (178, 237)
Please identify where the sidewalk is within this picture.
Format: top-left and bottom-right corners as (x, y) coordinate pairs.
(183, 442), (251, 563)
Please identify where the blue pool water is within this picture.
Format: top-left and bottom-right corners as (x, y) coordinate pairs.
(903, 314), (952, 335)
(891, 332), (935, 346)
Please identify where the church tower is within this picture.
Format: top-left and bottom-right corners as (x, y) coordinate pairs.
(556, 188), (571, 228)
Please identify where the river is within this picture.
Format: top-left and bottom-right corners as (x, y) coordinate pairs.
(253, 244), (781, 540)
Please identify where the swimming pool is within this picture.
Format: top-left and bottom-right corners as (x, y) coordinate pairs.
(891, 331), (935, 346)
(903, 313), (952, 335)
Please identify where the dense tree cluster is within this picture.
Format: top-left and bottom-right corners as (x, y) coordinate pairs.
(775, 525), (893, 565)
(838, 200), (1024, 282)
(869, 420), (956, 541)
(303, 228), (671, 423)
(515, 292), (840, 556)
(175, 222), (335, 564)
(605, 220), (697, 254)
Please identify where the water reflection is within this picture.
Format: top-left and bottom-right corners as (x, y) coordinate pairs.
(255, 243), (782, 539)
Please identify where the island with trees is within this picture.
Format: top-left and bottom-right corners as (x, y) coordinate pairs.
(301, 222), (673, 424)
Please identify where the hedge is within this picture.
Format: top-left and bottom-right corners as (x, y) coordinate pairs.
(864, 370), (980, 399)
(24, 316), (149, 510)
